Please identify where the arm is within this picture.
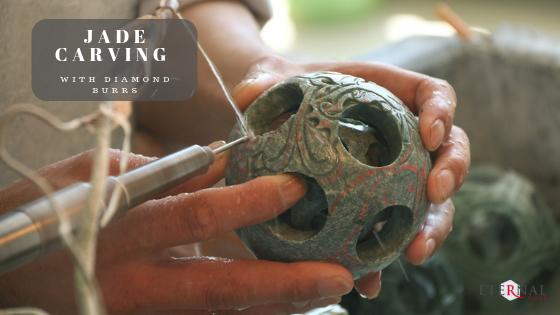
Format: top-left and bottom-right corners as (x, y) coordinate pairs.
(135, 1), (273, 147)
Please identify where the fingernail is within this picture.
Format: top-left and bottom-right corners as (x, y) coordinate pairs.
(422, 238), (436, 263)
(309, 296), (342, 308)
(436, 169), (455, 201)
(233, 72), (274, 95)
(429, 120), (445, 150)
(276, 174), (307, 207)
(362, 290), (381, 300)
(317, 276), (353, 297)
(357, 271), (382, 299)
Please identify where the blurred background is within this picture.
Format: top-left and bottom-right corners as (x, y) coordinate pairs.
(260, 0), (560, 60)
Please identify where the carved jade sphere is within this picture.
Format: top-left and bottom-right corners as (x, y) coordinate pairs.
(226, 72), (431, 277)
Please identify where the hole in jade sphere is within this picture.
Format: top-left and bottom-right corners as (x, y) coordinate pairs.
(248, 82), (304, 136)
(468, 212), (519, 261)
(339, 103), (402, 167)
(356, 205), (413, 262)
(268, 175), (329, 241)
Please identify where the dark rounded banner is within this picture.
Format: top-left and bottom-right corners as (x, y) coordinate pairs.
(32, 19), (197, 101)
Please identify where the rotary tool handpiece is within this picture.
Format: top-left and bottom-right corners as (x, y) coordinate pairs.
(0, 143), (221, 274)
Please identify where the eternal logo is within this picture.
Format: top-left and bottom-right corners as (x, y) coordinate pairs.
(480, 280), (546, 302)
(500, 280), (523, 301)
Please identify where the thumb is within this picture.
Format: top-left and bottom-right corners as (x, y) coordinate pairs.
(233, 69), (282, 111)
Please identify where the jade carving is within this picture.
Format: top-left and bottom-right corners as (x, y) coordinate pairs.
(226, 72), (431, 277)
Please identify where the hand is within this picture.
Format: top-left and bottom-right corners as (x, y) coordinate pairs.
(0, 150), (354, 314)
(232, 55), (471, 299)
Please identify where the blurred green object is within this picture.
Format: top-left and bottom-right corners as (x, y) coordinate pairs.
(288, 0), (380, 24)
(444, 165), (560, 314)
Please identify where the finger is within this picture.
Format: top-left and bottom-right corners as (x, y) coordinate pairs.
(414, 77), (456, 151)
(1, 142), (226, 234)
(233, 71), (283, 110)
(161, 147), (229, 197)
(230, 297), (342, 315)
(319, 62), (457, 150)
(405, 199), (455, 265)
(100, 174), (306, 258)
(0, 149), (156, 211)
(232, 56), (303, 110)
(105, 258), (352, 312)
(427, 126), (470, 203)
(152, 297), (341, 315)
(153, 311), (207, 315)
(354, 271), (382, 299)
(125, 141), (229, 198)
